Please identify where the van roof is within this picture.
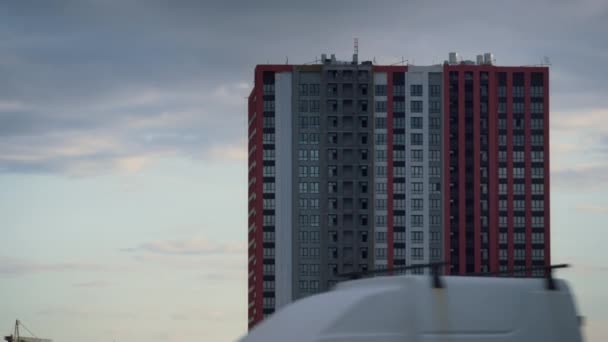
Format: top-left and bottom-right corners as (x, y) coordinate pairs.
(242, 275), (583, 342)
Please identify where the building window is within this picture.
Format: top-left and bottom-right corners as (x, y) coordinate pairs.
(498, 151), (506, 162)
(411, 117), (423, 129)
(375, 101), (387, 112)
(394, 101), (405, 112)
(394, 231), (405, 242)
(411, 149), (423, 162)
(263, 215), (275, 226)
(375, 117), (387, 129)
(429, 117), (440, 129)
(394, 215), (405, 226)
(412, 248), (423, 260)
(394, 134), (406, 145)
(263, 199), (275, 209)
(429, 134), (440, 146)
(263, 183), (275, 193)
(263, 166), (275, 177)
(411, 231), (424, 244)
(263, 101), (275, 112)
(263, 149), (275, 161)
(429, 182), (440, 193)
(411, 133), (423, 145)
(498, 168), (507, 179)
(532, 183), (544, 195)
(429, 85), (440, 97)
(430, 199), (440, 210)
(375, 85), (387, 96)
(429, 101), (441, 114)
(411, 199), (423, 211)
(376, 231), (387, 242)
(410, 84), (423, 96)
(412, 215), (423, 227)
(412, 182), (423, 194)
(376, 133), (386, 146)
(376, 182), (387, 194)
(376, 150), (387, 162)
(376, 199), (387, 210)
(376, 166), (387, 177)
(263, 84), (275, 94)
(299, 182), (308, 193)
(395, 199), (406, 209)
(430, 231), (440, 241)
(430, 215), (440, 225)
(263, 133), (275, 144)
(411, 166), (423, 178)
(394, 150), (405, 161)
(411, 101), (423, 113)
(394, 117), (405, 128)
(429, 150), (440, 161)
(499, 183), (507, 194)
(375, 215), (387, 226)
(531, 151), (544, 162)
(310, 182), (319, 193)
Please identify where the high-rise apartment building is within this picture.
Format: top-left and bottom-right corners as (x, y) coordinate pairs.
(443, 61), (549, 276)
(247, 53), (549, 328)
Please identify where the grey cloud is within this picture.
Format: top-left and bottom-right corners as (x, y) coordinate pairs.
(122, 236), (246, 256)
(73, 280), (111, 288)
(0, 256), (109, 276)
(1, 0), (607, 175)
(552, 164), (608, 190)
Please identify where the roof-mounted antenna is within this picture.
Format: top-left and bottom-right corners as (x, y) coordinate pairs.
(353, 37), (359, 64)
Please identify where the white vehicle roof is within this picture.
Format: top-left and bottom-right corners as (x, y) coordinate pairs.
(241, 275), (583, 342)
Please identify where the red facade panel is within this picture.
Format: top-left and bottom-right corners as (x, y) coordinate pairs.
(442, 65), (549, 276)
(373, 66), (407, 272)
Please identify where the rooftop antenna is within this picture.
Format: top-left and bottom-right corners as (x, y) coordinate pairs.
(542, 56), (551, 66)
(353, 37), (359, 64)
(286, 56), (288, 64)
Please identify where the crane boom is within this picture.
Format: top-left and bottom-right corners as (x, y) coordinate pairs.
(4, 320), (52, 342)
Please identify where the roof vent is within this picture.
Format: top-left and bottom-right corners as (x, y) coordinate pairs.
(483, 52), (495, 65)
(448, 52), (460, 64)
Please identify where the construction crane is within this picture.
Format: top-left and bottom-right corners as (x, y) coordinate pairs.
(4, 320), (52, 342)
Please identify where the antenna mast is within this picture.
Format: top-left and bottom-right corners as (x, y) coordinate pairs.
(353, 38), (359, 64)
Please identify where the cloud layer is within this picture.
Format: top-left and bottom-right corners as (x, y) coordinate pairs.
(1, 0), (607, 177)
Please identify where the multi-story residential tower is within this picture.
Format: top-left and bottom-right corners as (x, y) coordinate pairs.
(443, 56), (549, 276)
(247, 52), (549, 328)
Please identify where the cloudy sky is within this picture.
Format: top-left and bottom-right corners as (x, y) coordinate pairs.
(1, 0), (607, 341)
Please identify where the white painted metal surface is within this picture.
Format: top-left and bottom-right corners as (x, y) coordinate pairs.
(240, 275), (583, 342)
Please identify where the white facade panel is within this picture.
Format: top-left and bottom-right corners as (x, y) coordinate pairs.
(275, 72), (293, 309)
